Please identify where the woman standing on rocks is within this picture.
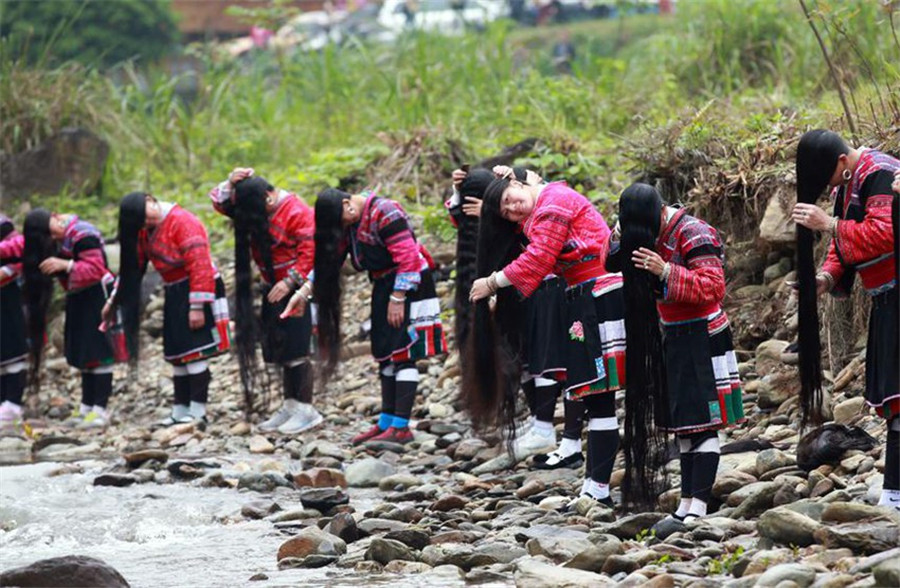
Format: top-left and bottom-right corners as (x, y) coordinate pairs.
(608, 183), (744, 525)
(22, 209), (126, 429)
(450, 166), (585, 467)
(467, 172), (625, 506)
(283, 188), (447, 446)
(793, 130), (899, 511)
(210, 167), (323, 434)
(0, 215), (29, 427)
(106, 193), (230, 429)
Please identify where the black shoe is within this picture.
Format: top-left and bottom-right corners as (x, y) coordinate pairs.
(534, 451), (584, 470)
(578, 493), (615, 508)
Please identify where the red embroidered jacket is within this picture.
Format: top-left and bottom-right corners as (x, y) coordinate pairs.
(821, 148), (898, 296)
(503, 182), (618, 297)
(140, 205), (217, 305)
(210, 182), (315, 285)
(656, 209), (726, 324)
(57, 217), (113, 293)
(344, 194), (432, 291)
(0, 215), (23, 288)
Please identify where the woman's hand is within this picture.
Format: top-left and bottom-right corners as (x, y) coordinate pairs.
(228, 167), (254, 186)
(791, 203), (833, 232)
(469, 277), (494, 302)
(101, 300), (115, 325)
(267, 279), (292, 303)
(632, 247), (665, 276)
(280, 289), (308, 319)
(892, 171), (900, 195)
(452, 168), (468, 186)
(388, 293), (406, 327)
(462, 196), (482, 218)
(492, 165), (514, 180)
(189, 308), (206, 330)
(39, 257), (69, 275)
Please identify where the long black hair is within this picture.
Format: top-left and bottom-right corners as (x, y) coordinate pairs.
(0, 216), (14, 240)
(232, 176), (277, 408)
(614, 183), (670, 511)
(795, 130), (848, 428)
(461, 169), (529, 439)
(115, 192), (150, 361)
(313, 188), (350, 379)
(454, 168), (495, 354)
(22, 208), (56, 392)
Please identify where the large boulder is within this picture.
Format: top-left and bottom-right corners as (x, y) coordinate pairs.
(0, 128), (109, 201)
(0, 555), (129, 587)
(758, 186), (795, 245)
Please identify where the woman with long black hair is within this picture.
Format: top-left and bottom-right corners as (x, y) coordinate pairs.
(450, 166), (584, 466)
(282, 188), (447, 446)
(467, 173), (624, 506)
(210, 167), (321, 434)
(23, 209), (125, 429)
(608, 183), (744, 523)
(105, 193), (230, 428)
(793, 130), (899, 511)
(0, 214), (29, 427)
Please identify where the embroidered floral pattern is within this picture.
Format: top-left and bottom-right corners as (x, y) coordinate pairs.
(568, 321), (585, 342)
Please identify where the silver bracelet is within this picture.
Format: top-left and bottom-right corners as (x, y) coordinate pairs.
(487, 272), (499, 294)
(660, 262), (671, 282)
(389, 294), (406, 304)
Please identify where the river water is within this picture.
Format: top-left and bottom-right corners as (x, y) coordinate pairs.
(0, 460), (509, 587)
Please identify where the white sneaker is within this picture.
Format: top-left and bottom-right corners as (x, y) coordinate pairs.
(512, 426), (556, 459)
(258, 405), (296, 432)
(277, 404), (324, 435)
(77, 411), (108, 429)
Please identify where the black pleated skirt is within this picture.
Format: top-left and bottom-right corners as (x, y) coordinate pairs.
(260, 285), (312, 364)
(370, 269), (447, 363)
(523, 276), (567, 378)
(661, 311), (745, 433)
(163, 277), (231, 365)
(64, 282), (116, 369)
(866, 287), (899, 419)
(0, 281), (27, 367)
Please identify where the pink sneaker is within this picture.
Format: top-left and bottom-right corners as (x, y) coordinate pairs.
(0, 402), (23, 425)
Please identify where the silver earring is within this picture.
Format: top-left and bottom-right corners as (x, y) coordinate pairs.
(841, 168), (852, 182)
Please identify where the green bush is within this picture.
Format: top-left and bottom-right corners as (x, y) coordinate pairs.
(1, 0), (178, 67)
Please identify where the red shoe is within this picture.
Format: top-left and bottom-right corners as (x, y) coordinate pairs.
(351, 424), (384, 446)
(369, 426), (414, 445)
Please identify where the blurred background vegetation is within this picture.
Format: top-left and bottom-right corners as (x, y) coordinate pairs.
(1, 0), (897, 248)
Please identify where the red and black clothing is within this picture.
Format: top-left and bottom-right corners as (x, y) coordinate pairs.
(821, 148), (899, 420)
(654, 208), (744, 433)
(56, 217), (124, 370)
(0, 216), (27, 372)
(340, 193), (446, 363)
(0, 215), (27, 406)
(210, 184), (315, 365)
(134, 204), (230, 365)
(502, 182), (626, 398)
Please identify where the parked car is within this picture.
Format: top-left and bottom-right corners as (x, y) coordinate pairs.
(377, 0), (508, 36)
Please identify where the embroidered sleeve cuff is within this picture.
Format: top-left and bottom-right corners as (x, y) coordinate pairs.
(393, 271), (421, 292)
(189, 291), (215, 304)
(287, 269), (304, 289)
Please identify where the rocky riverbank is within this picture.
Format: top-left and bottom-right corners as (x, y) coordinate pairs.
(2, 235), (898, 587)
